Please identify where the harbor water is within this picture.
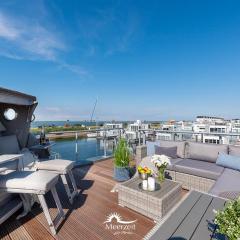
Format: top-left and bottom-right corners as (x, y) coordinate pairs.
(51, 137), (113, 164)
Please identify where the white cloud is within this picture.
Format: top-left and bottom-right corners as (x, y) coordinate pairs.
(0, 12), (65, 60)
(0, 13), (20, 40)
(58, 62), (88, 76)
(0, 11), (88, 77)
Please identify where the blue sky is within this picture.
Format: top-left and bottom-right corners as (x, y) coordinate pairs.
(0, 0), (240, 121)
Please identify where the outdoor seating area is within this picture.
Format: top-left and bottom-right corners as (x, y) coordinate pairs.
(93, 139), (239, 239)
(145, 140), (240, 199)
(0, 159), (154, 240)
(0, 135), (79, 235)
(0, 139), (240, 239)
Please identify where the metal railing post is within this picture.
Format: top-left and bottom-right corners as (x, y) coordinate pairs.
(75, 132), (78, 161)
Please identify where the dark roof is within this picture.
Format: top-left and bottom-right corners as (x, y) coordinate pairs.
(0, 87), (37, 105)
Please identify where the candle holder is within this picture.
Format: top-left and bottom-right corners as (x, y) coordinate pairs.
(139, 172), (151, 180)
(142, 180), (148, 190)
(138, 181), (161, 192)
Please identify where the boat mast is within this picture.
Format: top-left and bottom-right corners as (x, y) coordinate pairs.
(90, 98), (98, 122)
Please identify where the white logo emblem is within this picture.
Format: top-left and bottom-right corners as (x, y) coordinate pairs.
(103, 212), (137, 235)
(104, 212), (137, 224)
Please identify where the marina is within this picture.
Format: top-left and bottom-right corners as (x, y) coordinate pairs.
(51, 138), (113, 164)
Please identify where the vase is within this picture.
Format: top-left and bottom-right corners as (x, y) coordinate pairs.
(158, 168), (166, 183)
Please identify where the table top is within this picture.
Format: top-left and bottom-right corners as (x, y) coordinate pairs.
(147, 191), (227, 240)
(0, 154), (23, 165)
(120, 177), (181, 199)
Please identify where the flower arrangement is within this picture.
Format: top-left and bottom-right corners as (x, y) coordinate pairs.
(138, 166), (152, 174)
(151, 154), (171, 182)
(214, 198), (240, 240)
(137, 166), (152, 180)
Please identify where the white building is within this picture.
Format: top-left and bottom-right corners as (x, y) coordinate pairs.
(161, 124), (176, 131)
(196, 116), (225, 124)
(193, 123), (207, 133)
(99, 123), (123, 138)
(156, 132), (172, 141)
(230, 119), (240, 133)
(125, 120), (150, 140)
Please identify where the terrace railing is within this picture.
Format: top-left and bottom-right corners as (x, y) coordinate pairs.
(139, 129), (240, 145)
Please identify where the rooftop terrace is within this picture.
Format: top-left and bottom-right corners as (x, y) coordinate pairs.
(0, 159), (155, 240)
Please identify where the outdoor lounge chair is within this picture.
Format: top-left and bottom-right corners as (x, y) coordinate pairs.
(0, 134), (78, 204)
(0, 170), (65, 235)
(20, 148), (78, 204)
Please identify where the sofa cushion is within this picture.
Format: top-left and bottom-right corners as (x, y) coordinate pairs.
(210, 168), (240, 199)
(146, 141), (160, 156)
(166, 158), (183, 171)
(173, 159), (224, 180)
(36, 159), (74, 174)
(0, 171), (59, 194)
(216, 153), (240, 171)
(158, 140), (186, 159)
(154, 145), (178, 159)
(229, 145), (240, 156)
(0, 135), (20, 154)
(186, 142), (228, 163)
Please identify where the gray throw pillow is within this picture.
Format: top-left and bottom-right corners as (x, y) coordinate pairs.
(216, 153), (240, 171)
(154, 145), (178, 159)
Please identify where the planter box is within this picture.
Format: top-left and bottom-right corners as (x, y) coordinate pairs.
(114, 166), (130, 182)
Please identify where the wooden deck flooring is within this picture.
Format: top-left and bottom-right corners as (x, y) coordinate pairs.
(0, 159), (155, 240)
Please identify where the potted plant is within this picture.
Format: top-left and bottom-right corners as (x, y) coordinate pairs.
(113, 138), (130, 182)
(214, 198), (240, 240)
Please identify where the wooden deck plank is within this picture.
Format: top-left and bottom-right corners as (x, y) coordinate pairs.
(1, 159), (155, 240)
(4, 218), (33, 240)
(0, 225), (12, 240)
(19, 213), (55, 240)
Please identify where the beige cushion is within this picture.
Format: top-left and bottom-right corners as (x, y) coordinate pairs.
(0, 171), (59, 194)
(186, 142), (228, 163)
(159, 140), (186, 158)
(229, 145), (240, 157)
(36, 159), (74, 174)
(174, 159), (224, 180)
(210, 168), (240, 200)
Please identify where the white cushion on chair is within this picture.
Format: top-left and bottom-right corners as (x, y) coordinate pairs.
(0, 171), (59, 194)
(36, 159), (74, 174)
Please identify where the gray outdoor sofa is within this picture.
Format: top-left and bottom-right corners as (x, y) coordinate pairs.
(140, 140), (240, 239)
(145, 140), (240, 200)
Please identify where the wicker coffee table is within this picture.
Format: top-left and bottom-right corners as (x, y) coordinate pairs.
(118, 177), (182, 221)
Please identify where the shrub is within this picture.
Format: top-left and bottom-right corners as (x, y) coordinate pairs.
(214, 198), (240, 240)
